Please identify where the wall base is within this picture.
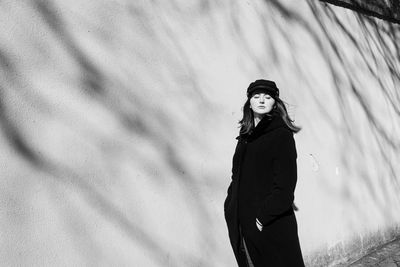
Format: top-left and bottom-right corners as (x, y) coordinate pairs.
(304, 224), (400, 267)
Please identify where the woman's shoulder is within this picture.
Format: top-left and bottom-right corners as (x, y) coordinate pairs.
(272, 127), (296, 148)
(273, 127), (297, 156)
(235, 126), (293, 140)
(274, 126), (294, 136)
(264, 120), (293, 136)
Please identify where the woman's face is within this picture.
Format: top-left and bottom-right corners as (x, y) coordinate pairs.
(249, 91), (275, 116)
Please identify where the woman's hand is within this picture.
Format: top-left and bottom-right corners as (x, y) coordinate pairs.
(256, 218), (263, 231)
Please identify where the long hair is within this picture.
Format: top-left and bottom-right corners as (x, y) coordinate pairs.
(238, 95), (301, 135)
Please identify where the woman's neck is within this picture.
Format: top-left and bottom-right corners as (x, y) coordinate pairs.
(254, 114), (266, 127)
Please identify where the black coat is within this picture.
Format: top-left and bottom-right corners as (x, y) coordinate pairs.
(224, 114), (305, 267)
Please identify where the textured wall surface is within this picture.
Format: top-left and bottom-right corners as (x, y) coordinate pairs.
(1, 0), (400, 266)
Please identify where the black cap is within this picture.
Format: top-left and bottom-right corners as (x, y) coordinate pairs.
(247, 79), (279, 98)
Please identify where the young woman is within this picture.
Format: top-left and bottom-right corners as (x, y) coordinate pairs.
(224, 79), (305, 266)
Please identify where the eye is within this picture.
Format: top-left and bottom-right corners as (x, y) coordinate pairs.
(261, 94), (271, 99)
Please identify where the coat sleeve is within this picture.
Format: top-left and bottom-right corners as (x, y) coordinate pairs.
(256, 129), (297, 226)
(224, 181), (232, 212)
(224, 139), (240, 211)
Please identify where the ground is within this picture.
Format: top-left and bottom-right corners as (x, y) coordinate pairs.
(349, 238), (400, 267)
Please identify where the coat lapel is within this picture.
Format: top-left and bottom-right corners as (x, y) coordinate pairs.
(236, 114), (287, 142)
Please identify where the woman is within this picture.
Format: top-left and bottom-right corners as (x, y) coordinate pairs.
(224, 79), (305, 266)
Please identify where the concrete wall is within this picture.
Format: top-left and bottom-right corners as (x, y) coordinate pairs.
(1, 0), (400, 266)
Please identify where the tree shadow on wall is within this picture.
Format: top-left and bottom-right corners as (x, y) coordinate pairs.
(258, 0), (400, 265)
(257, 0), (400, 217)
(308, 0), (400, 221)
(0, 0), (214, 266)
(1, 0), (400, 266)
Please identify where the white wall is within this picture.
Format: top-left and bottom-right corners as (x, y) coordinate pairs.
(1, 0), (399, 266)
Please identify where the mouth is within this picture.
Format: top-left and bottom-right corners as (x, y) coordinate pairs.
(258, 106), (266, 108)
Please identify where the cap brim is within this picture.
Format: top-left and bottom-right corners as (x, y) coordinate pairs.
(248, 86), (278, 97)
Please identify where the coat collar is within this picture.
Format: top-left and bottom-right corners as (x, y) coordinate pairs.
(236, 114), (288, 142)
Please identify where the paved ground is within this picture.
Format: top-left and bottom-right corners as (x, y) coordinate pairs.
(349, 238), (400, 267)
